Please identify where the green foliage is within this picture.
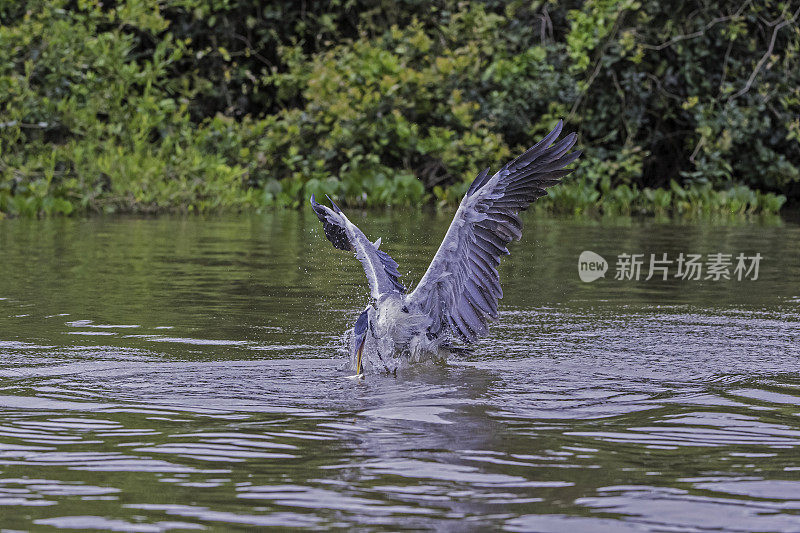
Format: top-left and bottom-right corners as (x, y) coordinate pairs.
(537, 177), (785, 217)
(566, 0), (641, 74)
(0, 0), (798, 216)
(249, 11), (522, 207)
(0, 0), (260, 215)
(567, 0), (800, 194)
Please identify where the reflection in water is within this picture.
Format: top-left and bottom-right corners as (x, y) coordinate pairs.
(0, 212), (799, 530)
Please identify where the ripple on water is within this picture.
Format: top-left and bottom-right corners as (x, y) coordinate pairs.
(574, 485), (800, 532)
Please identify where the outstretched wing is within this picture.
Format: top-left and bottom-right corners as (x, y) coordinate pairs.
(310, 195), (405, 300)
(406, 120), (580, 342)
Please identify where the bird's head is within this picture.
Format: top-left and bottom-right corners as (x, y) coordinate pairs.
(351, 295), (415, 374)
(351, 306), (373, 374)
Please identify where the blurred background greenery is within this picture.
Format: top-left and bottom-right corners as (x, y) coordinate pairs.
(0, 0), (798, 217)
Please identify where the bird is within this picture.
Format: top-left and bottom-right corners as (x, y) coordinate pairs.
(310, 120), (580, 375)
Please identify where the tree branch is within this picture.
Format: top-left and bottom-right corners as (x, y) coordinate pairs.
(640, 0), (752, 51)
(727, 5), (800, 102)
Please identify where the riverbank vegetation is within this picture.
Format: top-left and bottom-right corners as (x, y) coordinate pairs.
(1, 1), (798, 217)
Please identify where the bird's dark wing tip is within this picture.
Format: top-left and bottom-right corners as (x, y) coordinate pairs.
(325, 194), (343, 214)
(310, 195), (352, 251)
(467, 167), (493, 197)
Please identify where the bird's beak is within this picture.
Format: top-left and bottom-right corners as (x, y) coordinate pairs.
(355, 335), (366, 375)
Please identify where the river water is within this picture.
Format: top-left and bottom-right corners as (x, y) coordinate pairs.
(1, 211), (799, 531)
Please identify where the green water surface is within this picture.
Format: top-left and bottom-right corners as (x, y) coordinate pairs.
(0, 211), (799, 531)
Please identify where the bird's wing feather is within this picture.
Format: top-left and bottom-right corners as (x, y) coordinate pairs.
(407, 120), (580, 342)
(311, 195), (405, 300)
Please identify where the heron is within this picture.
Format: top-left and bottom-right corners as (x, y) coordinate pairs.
(311, 120), (580, 375)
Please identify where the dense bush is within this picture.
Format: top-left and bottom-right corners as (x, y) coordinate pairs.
(1, 0), (797, 216)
